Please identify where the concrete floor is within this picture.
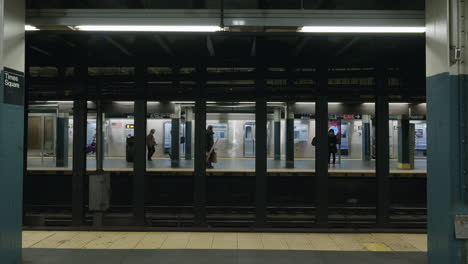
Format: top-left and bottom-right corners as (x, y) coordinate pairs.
(22, 231), (427, 264)
(27, 157), (427, 173)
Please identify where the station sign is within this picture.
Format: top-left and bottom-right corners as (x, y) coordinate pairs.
(3, 67), (24, 105)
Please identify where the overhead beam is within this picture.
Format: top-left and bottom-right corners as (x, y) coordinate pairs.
(30, 45), (52, 56)
(206, 36), (215, 56)
(250, 37), (256, 57)
(26, 9), (425, 28)
(103, 36), (132, 56)
(294, 36), (310, 56)
(334, 37), (359, 57)
(54, 35), (77, 48)
(154, 35), (174, 56)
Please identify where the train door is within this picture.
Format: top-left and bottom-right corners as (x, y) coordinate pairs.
(244, 123), (255, 157)
(28, 113), (56, 158)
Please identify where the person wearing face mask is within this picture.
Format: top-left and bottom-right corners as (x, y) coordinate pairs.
(328, 129), (338, 167)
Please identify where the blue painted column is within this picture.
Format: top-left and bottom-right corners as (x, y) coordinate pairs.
(185, 107), (193, 160)
(397, 117), (415, 169)
(274, 108), (281, 160)
(0, 0), (25, 263)
(171, 104), (181, 168)
(285, 103), (294, 168)
(361, 115), (371, 161)
(427, 0), (468, 262)
(56, 114), (69, 167)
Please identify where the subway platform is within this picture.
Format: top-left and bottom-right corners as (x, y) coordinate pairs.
(22, 231), (426, 264)
(26, 157), (427, 174)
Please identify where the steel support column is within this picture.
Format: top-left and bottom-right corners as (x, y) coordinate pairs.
(194, 67), (207, 226)
(286, 103), (295, 169)
(315, 95), (329, 226)
(96, 100), (104, 172)
(171, 105), (181, 168)
(274, 108), (281, 160)
(185, 107), (193, 160)
(133, 64), (147, 226)
(375, 68), (390, 227)
(72, 99), (87, 226)
(72, 61), (87, 226)
(255, 67), (267, 226)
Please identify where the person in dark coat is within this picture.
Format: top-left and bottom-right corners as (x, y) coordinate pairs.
(146, 129), (156, 161)
(328, 129), (338, 166)
(206, 125), (215, 168)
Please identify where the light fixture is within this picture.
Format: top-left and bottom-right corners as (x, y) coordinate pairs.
(25, 25), (39, 31)
(75, 25), (222, 32)
(299, 26), (426, 33)
(170, 101), (195, 104)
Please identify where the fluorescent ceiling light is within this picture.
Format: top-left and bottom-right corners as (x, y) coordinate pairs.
(75, 25), (221, 32)
(299, 26), (426, 33)
(25, 25), (39, 31)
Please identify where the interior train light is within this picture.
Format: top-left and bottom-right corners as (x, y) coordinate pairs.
(299, 26), (426, 33)
(75, 25), (222, 32)
(25, 25), (40, 31)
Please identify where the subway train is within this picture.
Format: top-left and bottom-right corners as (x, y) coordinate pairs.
(25, 101), (427, 228)
(27, 101), (427, 163)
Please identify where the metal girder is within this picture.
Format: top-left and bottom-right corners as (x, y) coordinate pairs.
(30, 45), (52, 56)
(153, 35), (174, 56)
(294, 36), (310, 56)
(250, 37), (256, 57)
(26, 9), (424, 28)
(103, 36), (132, 56)
(334, 37), (359, 57)
(206, 36), (215, 56)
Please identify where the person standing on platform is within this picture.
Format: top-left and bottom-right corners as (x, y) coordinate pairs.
(206, 125), (215, 169)
(328, 129), (338, 167)
(147, 129), (156, 161)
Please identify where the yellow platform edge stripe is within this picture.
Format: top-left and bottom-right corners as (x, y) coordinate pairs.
(397, 163), (413, 169)
(363, 243), (393, 252)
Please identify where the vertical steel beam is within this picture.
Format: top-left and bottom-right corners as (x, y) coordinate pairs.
(171, 105), (181, 167)
(133, 64), (147, 226)
(185, 108), (193, 160)
(194, 67), (207, 226)
(375, 67), (390, 227)
(274, 108), (281, 160)
(72, 99), (87, 226)
(315, 65), (329, 227)
(96, 100), (104, 172)
(255, 66), (267, 226)
(72, 62), (87, 226)
(286, 103), (295, 168)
